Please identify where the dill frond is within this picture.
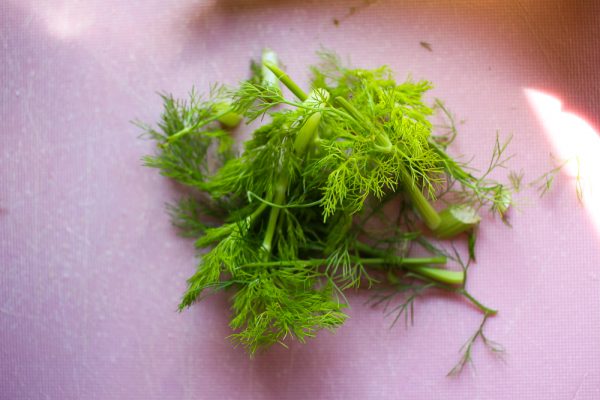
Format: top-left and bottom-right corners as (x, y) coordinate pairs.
(139, 49), (521, 371)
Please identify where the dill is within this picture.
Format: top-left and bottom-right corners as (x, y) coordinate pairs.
(140, 49), (518, 374)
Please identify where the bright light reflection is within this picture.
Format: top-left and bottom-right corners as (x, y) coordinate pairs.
(9, 0), (93, 40)
(525, 88), (600, 230)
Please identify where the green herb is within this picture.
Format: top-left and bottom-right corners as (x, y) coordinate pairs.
(140, 49), (515, 373)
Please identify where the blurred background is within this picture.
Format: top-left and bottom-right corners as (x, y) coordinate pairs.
(2, 1), (599, 399)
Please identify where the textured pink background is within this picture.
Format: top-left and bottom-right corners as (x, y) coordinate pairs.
(2, 1), (600, 399)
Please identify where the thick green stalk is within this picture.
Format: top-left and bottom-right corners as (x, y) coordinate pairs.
(293, 89), (329, 155)
(263, 61), (308, 102)
(407, 265), (464, 286)
(354, 241), (445, 263)
(354, 241), (461, 285)
(433, 205), (480, 239)
(398, 168), (441, 230)
(261, 174), (287, 254)
(294, 112), (322, 155)
(334, 96), (364, 123)
(214, 102), (242, 128)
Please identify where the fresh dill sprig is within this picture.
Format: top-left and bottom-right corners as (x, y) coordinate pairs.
(448, 313), (505, 376)
(140, 49), (519, 373)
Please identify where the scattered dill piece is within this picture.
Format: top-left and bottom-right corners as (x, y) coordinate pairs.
(420, 41), (433, 52)
(140, 49), (520, 374)
(448, 313), (505, 376)
(529, 155), (583, 203)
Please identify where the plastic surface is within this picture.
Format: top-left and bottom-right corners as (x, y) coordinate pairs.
(2, 1), (600, 398)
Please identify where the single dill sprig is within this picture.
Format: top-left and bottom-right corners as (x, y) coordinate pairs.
(527, 155), (584, 203)
(432, 98), (460, 147)
(140, 91), (234, 189)
(447, 313), (504, 376)
(432, 132), (515, 215)
(529, 157), (567, 198)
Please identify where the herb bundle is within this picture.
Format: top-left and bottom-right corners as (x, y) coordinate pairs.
(140, 50), (512, 372)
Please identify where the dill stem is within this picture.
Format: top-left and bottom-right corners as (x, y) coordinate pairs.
(459, 289), (498, 315)
(261, 91), (324, 255)
(406, 266), (464, 286)
(165, 109), (232, 144)
(241, 256), (448, 268)
(353, 241), (462, 285)
(357, 257), (447, 265)
(247, 202), (269, 224)
(263, 61), (308, 102)
(428, 138), (475, 182)
(294, 112), (322, 155)
(399, 168), (441, 230)
(261, 174), (287, 254)
(334, 96), (363, 123)
(354, 241), (445, 263)
(433, 205), (480, 239)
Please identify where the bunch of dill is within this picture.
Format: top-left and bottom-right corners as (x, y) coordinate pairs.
(140, 50), (512, 373)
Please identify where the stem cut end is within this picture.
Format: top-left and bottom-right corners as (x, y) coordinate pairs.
(433, 205), (481, 239)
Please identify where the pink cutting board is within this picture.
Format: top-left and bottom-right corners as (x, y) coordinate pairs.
(2, 1), (599, 398)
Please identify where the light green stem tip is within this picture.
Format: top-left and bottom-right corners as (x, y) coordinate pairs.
(409, 266), (465, 285)
(433, 205), (481, 239)
(215, 102), (242, 128)
(261, 48), (279, 88)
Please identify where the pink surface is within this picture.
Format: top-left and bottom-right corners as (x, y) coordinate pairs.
(2, 1), (600, 399)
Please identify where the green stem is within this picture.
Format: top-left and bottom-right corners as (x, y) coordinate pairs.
(247, 202), (269, 224)
(261, 174), (287, 254)
(294, 112), (322, 155)
(433, 205), (480, 239)
(247, 191), (322, 208)
(165, 109), (232, 144)
(428, 138), (475, 183)
(214, 102), (241, 128)
(398, 168), (441, 230)
(260, 88), (325, 257)
(354, 257), (447, 265)
(459, 289), (498, 315)
(334, 96), (364, 123)
(263, 61), (308, 102)
(353, 241), (462, 285)
(407, 266), (464, 286)
(241, 256), (448, 269)
(354, 241), (446, 264)
(194, 202), (268, 248)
